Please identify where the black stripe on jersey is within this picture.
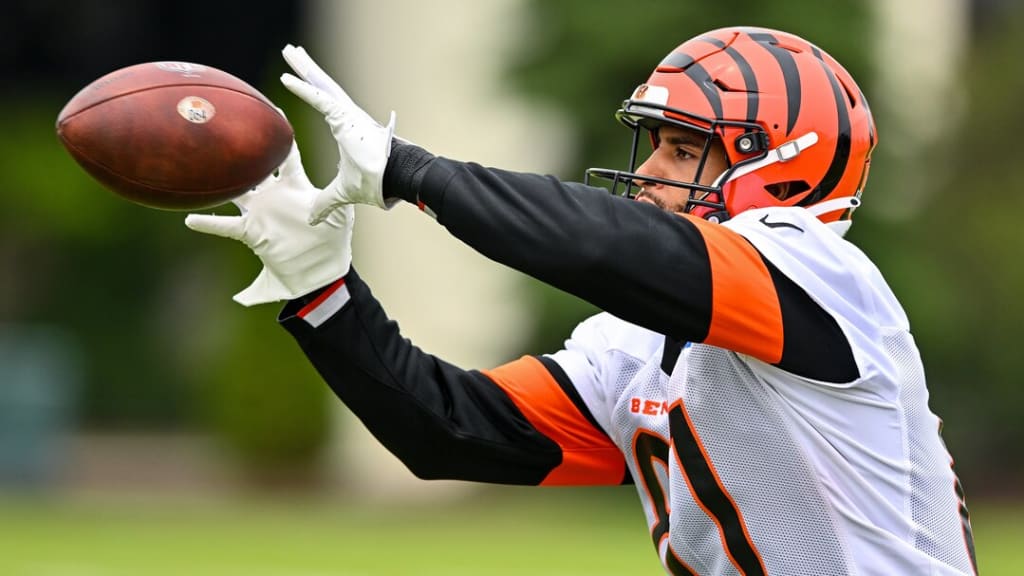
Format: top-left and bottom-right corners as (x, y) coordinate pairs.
(634, 431), (697, 575)
(536, 356), (605, 440)
(668, 403), (767, 576)
(537, 355), (633, 485)
(799, 47), (852, 206)
(635, 432), (672, 549)
(955, 476), (979, 574)
(762, 253), (859, 383)
(748, 32), (801, 136)
(661, 337), (684, 375)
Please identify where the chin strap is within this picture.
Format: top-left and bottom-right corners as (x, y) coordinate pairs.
(807, 196), (861, 237)
(805, 195), (861, 217)
(697, 131), (863, 233)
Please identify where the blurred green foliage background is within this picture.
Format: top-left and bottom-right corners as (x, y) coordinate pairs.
(2, 1), (1023, 574)
(0, 2), (331, 481)
(0, 0), (1021, 545)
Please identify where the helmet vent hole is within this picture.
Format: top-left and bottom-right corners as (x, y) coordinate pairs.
(712, 79), (739, 92)
(839, 79), (859, 107)
(766, 180), (810, 201)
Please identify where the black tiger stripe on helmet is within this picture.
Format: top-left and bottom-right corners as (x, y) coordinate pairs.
(602, 26), (877, 225)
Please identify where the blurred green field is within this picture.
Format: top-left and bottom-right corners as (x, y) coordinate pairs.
(0, 488), (1018, 575)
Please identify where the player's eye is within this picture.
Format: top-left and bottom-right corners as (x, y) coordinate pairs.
(675, 147), (697, 161)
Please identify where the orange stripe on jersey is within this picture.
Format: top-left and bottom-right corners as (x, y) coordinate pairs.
(482, 356), (625, 486)
(685, 215), (784, 364)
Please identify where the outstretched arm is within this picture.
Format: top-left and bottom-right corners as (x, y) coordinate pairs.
(383, 143), (858, 384)
(184, 109), (627, 486)
(278, 44), (857, 384)
(279, 269), (628, 486)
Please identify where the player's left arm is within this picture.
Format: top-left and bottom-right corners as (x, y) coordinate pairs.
(279, 268), (628, 486)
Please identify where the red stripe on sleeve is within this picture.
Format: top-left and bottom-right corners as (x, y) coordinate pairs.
(298, 278), (346, 318)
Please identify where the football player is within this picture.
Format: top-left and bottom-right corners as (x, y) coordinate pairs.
(187, 27), (977, 575)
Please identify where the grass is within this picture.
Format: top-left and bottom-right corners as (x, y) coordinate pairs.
(0, 488), (1018, 575)
(970, 501), (1024, 576)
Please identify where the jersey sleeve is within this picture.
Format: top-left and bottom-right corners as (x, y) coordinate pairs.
(383, 144), (858, 383)
(544, 311), (655, 440)
(544, 314), (616, 437)
(482, 355), (627, 485)
(278, 268), (627, 486)
(723, 206), (912, 388)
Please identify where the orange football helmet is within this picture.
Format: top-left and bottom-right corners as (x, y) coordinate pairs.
(587, 26), (876, 225)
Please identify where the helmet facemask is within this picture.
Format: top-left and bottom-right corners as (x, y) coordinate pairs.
(586, 97), (769, 223)
(587, 27), (877, 228)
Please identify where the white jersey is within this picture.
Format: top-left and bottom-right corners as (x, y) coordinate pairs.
(291, 153), (979, 574)
(549, 207), (975, 575)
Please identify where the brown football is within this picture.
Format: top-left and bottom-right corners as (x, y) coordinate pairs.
(56, 61), (293, 210)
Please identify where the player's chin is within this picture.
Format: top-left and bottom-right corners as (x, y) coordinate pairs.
(636, 191), (690, 217)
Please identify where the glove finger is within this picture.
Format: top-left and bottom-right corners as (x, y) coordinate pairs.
(184, 213), (245, 241)
(233, 268), (288, 307)
(282, 44), (346, 101)
(281, 73), (335, 115)
(308, 178), (343, 225)
(277, 141), (314, 190)
(281, 45), (319, 84)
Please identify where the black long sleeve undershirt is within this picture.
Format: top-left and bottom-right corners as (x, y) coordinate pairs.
(384, 144), (716, 345)
(280, 269), (566, 485)
(382, 143), (857, 383)
(274, 142), (856, 484)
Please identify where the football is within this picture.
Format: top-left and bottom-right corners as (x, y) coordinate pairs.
(56, 61), (294, 210)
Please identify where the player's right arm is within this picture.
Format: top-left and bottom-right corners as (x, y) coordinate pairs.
(276, 45), (857, 385)
(181, 76), (627, 485)
(278, 268), (628, 487)
(383, 143), (860, 385)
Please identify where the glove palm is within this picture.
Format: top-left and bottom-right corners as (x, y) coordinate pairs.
(185, 143), (353, 306)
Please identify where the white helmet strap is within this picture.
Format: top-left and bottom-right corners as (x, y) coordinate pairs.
(805, 196), (861, 217)
(704, 131), (860, 234)
(713, 131), (820, 187)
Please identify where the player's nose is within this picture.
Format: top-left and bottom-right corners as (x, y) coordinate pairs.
(633, 154), (662, 190)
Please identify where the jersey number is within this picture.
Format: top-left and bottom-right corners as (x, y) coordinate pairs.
(634, 406), (768, 576)
(633, 430), (695, 575)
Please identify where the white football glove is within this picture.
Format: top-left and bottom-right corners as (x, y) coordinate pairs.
(281, 44), (398, 224)
(184, 142), (354, 306)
